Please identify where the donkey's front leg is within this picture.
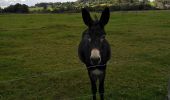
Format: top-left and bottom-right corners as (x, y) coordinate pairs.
(91, 80), (97, 100)
(88, 71), (97, 100)
(99, 70), (106, 100)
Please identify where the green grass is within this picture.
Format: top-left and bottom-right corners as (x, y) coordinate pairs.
(0, 10), (170, 100)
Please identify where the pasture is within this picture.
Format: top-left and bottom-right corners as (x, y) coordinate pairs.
(0, 10), (170, 100)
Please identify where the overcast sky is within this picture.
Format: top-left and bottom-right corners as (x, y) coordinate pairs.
(0, 0), (77, 8)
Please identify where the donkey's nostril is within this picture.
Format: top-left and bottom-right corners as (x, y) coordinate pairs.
(90, 57), (101, 65)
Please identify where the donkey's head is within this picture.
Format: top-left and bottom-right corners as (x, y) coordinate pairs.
(82, 7), (110, 65)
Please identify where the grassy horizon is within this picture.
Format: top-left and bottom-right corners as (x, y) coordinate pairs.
(0, 10), (170, 100)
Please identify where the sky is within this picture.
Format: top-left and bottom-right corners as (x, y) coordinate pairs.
(0, 0), (77, 8)
(0, 0), (154, 8)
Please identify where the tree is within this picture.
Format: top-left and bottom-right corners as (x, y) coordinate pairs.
(21, 4), (29, 13)
(0, 7), (2, 13)
(35, 3), (48, 8)
(3, 3), (29, 13)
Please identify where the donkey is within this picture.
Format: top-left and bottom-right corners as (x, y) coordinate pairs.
(167, 79), (170, 100)
(78, 7), (111, 100)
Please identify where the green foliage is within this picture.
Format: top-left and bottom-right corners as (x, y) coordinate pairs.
(29, 7), (44, 11)
(3, 3), (29, 13)
(0, 11), (170, 99)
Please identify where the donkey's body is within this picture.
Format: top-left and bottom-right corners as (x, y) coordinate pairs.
(78, 8), (111, 100)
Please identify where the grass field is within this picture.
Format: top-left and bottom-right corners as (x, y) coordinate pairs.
(0, 10), (170, 100)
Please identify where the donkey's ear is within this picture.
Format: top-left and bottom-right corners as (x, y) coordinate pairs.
(99, 7), (110, 27)
(82, 8), (93, 27)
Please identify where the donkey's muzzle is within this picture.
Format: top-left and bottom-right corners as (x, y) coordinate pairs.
(90, 48), (101, 65)
(90, 57), (101, 65)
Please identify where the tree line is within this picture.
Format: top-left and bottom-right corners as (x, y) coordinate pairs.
(30, 1), (156, 13)
(0, 0), (169, 14)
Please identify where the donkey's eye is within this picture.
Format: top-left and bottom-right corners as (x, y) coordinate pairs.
(100, 35), (105, 42)
(100, 38), (104, 42)
(88, 38), (91, 42)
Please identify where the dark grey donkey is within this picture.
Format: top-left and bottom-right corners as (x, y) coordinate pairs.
(78, 7), (111, 100)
